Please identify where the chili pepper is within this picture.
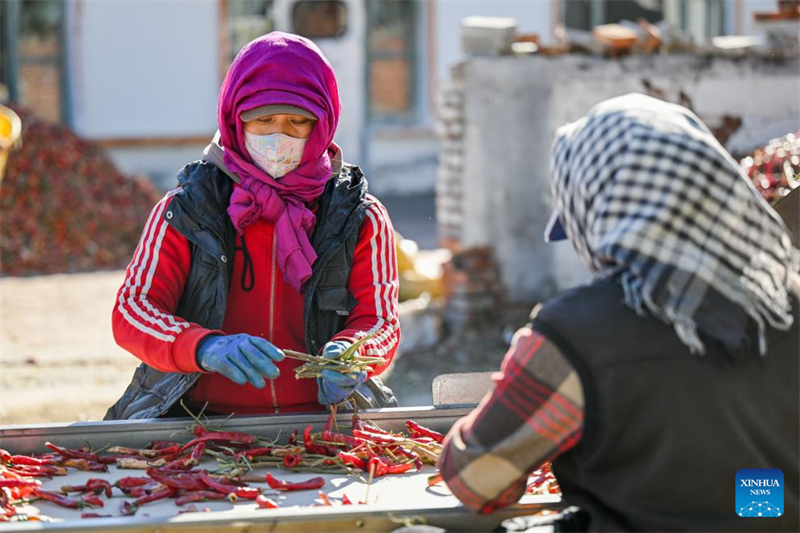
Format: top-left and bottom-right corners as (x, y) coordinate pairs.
(35, 489), (93, 509)
(146, 468), (206, 491)
(61, 458), (108, 472)
(129, 482), (166, 498)
(427, 474), (443, 487)
(44, 442), (100, 462)
(116, 457), (167, 470)
(106, 446), (161, 458)
(265, 473), (324, 492)
(287, 430), (299, 445)
(149, 440), (183, 450)
(198, 472), (242, 494)
(0, 479), (40, 489)
(119, 500), (137, 516)
(185, 442), (206, 467)
(193, 425), (209, 438)
(337, 451), (367, 470)
(160, 454), (192, 471)
(234, 486), (261, 500)
(303, 426), (338, 457)
(175, 490), (225, 506)
(256, 494), (279, 509)
(133, 487), (176, 508)
(0, 450), (55, 467)
(317, 491), (333, 506)
(342, 493), (353, 505)
(98, 454), (137, 465)
(7, 465), (67, 477)
(81, 513), (112, 518)
(87, 479), (113, 498)
(353, 429), (404, 445)
(351, 414), (364, 431)
(405, 421), (445, 444)
(81, 493), (105, 507)
(365, 456), (414, 477)
(114, 477), (151, 489)
(394, 447), (424, 471)
(283, 453), (302, 468)
(233, 447), (273, 462)
(179, 431), (255, 454)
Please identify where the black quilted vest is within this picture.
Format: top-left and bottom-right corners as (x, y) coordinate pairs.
(105, 160), (390, 420)
(533, 281), (799, 532)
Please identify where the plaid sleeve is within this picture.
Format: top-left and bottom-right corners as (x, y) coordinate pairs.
(439, 326), (584, 514)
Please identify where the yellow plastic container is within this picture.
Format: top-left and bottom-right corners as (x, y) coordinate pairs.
(0, 105), (22, 182)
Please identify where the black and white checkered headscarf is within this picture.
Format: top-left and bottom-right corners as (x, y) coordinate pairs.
(551, 93), (799, 357)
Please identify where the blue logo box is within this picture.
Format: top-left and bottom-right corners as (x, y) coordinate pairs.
(736, 469), (784, 517)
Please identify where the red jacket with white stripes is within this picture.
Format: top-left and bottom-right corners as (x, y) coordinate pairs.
(112, 189), (399, 414)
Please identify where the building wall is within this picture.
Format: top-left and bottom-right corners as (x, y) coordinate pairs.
(66, 0), (219, 139)
(440, 54), (800, 303)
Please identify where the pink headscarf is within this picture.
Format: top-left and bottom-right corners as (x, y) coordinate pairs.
(218, 32), (341, 291)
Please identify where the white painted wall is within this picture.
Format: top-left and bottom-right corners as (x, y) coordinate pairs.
(456, 54), (800, 302)
(66, 0), (220, 139)
(434, 0), (554, 82)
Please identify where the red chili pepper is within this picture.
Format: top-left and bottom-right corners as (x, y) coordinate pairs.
(179, 431), (255, 453)
(114, 477), (151, 489)
(134, 487), (176, 507)
(283, 453), (302, 468)
(231, 486), (260, 500)
(233, 447), (273, 461)
(129, 481), (165, 498)
(81, 513), (112, 518)
(150, 440), (183, 450)
(342, 493), (353, 505)
(97, 454), (137, 465)
(321, 414), (366, 449)
(7, 465), (67, 477)
(35, 489), (93, 509)
(81, 493), (105, 507)
(45, 442), (100, 462)
(318, 490), (333, 506)
(303, 426), (338, 457)
(256, 494), (279, 509)
(176, 490), (226, 506)
(287, 430), (299, 445)
(337, 451), (367, 470)
(180, 442), (206, 468)
(61, 458), (108, 472)
(0, 478), (40, 489)
(198, 472), (243, 495)
(353, 429), (404, 445)
(405, 421), (445, 444)
(193, 426), (209, 438)
(0, 449), (55, 467)
(265, 473), (324, 492)
(146, 468), (206, 491)
(351, 414), (364, 432)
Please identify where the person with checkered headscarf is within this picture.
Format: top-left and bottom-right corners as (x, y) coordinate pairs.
(438, 94), (799, 531)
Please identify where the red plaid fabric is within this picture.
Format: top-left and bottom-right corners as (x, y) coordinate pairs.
(439, 326), (584, 513)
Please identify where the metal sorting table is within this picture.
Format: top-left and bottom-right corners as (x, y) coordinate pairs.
(0, 407), (562, 532)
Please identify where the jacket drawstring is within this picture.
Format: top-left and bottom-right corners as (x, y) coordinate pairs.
(234, 233), (255, 292)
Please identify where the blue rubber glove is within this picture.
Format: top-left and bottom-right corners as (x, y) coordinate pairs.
(196, 334), (284, 389)
(316, 341), (367, 405)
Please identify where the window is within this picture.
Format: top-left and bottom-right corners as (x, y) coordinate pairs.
(565, 0), (664, 30)
(226, 0), (274, 64)
(367, 0), (417, 121)
(1, 0), (67, 123)
(293, 1), (347, 39)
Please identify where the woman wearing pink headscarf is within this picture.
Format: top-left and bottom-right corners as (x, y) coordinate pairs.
(106, 32), (400, 419)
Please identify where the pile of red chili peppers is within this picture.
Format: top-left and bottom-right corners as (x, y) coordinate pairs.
(0, 413), (453, 522)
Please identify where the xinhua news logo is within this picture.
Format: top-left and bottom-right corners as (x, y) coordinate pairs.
(736, 469), (783, 518)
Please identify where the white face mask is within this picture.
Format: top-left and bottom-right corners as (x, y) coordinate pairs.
(243, 131), (307, 178)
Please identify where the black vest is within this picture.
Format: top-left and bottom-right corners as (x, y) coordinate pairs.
(105, 161), (395, 420)
(533, 281), (799, 532)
